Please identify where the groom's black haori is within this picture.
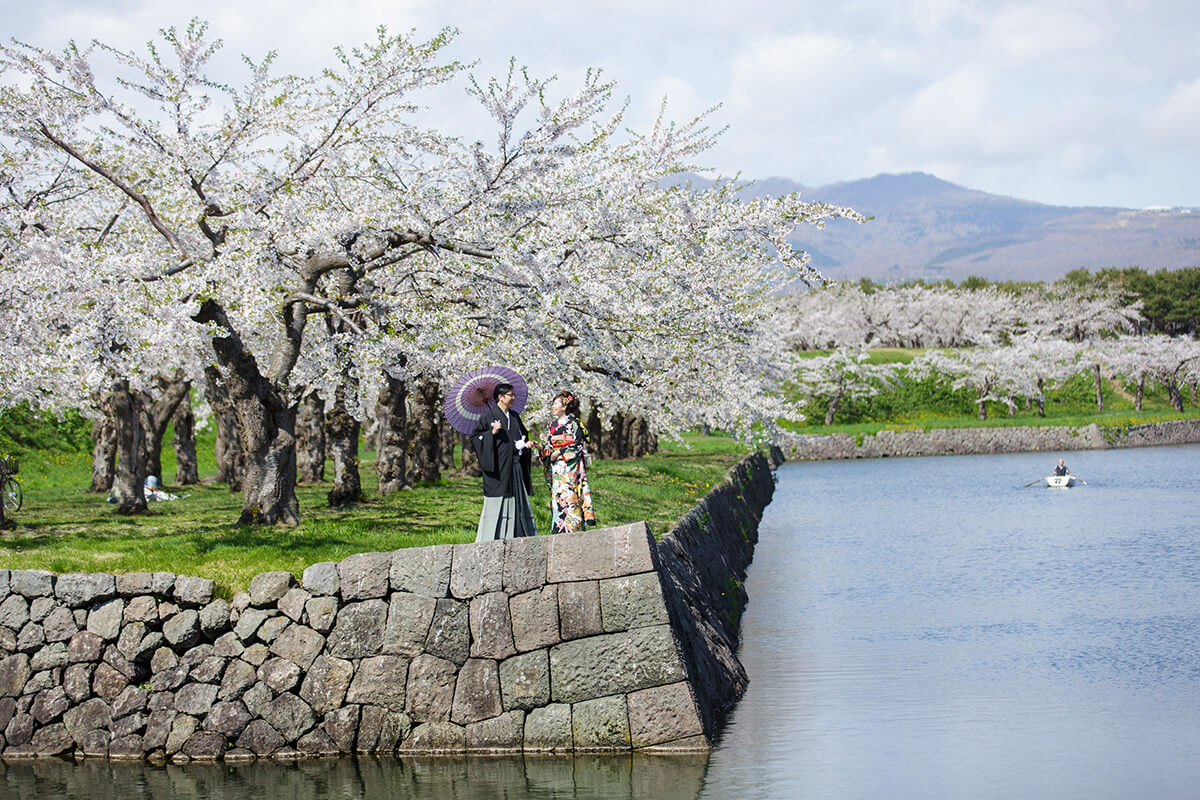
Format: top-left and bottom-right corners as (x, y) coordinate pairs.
(471, 382), (537, 540)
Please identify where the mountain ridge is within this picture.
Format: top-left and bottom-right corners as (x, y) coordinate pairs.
(672, 172), (1200, 282)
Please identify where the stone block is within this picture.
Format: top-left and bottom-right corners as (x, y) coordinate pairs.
(142, 709), (175, 750)
(323, 705), (359, 753)
(498, 649), (550, 711)
(173, 576), (215, 607)
(10, 570), (54, 598)
(558, 580), (603, 640)
(63, 664), (94, 703)
(549, 625), (686, 703)
(31, 722), (74, 755)
(298, 655), (354, 714)
(383, 592), (436, 657)
(339, 552), (391, 600)
(31, 641), (69, 671)
(545, 524), (656, 583)
(218, 658), (257, 701)
(198, 599), (232, 637)
(599, 572), (669, 632)
(241, 643), (270, 667)
(327, 600), (387, 658)
(450, 658), (501, 725)
(112, 685), (149, 718)
(626, 681), (705, 748)
(175, 682), (219, 716)
(123, 595), (158, 625)
(87, 598), (125, 641)
(117, 621), (148, 662)
(404, 653), (458, 723)
(233, 607), (269, 642)
(468, 592), (517, 659)
(424, 598), (470, 665)
(249, 571), (295, 606)
(301, 562), (339, 596)
(270, 623), (324, 671)
(355, 704), (385, 752)
(189, 655), (226, 685)
(524, 703), (572, 752)
(510, 585), (560, 653)
(503, 536), (548, 595)
(165, 714), (198, 755)
(466, 709), (524, 751)
(277, 588), (309, 622)
(296, 727), (339, 756)
(449, 540), (505, 599)
(259, 692), (315, 743)
(115, 573), (155, 597)
(258, 657), (301, 694)
(150, 664), (188, 693)
(572, 694), (630, 750)
(304, 596), (339, 634)
(111, 710), (147, 738)
(55, 573), (116, 608)
(92, 661), (130, 701)
(182, 730), (225, 760)
(30, 596), (55, 622)
(5, 711), (33, 746)
(346, 654), (409, 711)
(31, 686), (70, 724)
(236, 718), (284, 755)
(205, 700), (251, 737)
(0, 594), (30, 630)
(256, 615), (290, 644)
(402, 721), (466, 753)
(162, 610), (201, 649)
(241, 682), (272, 718)
(212, 632), (244, 659)
(16, 620), (44, 651)
(390, 544), (453, 597)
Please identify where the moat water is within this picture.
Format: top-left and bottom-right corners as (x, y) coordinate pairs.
(5, 444), (1199, 798)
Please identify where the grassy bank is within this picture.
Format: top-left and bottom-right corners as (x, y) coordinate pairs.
(0, 434), (749, 596)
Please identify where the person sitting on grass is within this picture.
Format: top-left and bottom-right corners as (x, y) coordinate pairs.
(143, 475), (178, 502)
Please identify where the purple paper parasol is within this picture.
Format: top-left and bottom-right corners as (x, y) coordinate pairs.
(443, 366), (528, 435)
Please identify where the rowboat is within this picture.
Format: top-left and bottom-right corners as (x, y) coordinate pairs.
(1045, 474), (1077, 488)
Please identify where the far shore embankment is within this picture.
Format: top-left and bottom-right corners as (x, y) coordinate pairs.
(783, 418), (1200, 461)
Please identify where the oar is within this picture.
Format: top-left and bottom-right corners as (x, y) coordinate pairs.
(1068, 472), (1088, 486)
(1020, 477), (1044, 488)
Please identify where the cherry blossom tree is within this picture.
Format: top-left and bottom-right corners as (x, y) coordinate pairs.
(793, 348), (898, 424)
(1, 21), (860, 524)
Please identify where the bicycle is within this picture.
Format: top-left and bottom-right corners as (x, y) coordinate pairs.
(0, 456), (21, 513)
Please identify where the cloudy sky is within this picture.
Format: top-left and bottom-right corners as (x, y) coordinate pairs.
(6, 0), (1200, 209)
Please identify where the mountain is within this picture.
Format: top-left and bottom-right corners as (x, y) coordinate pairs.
(673, 172), (1200, 283)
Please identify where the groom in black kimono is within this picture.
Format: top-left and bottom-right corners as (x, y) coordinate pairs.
(471, 382), (537, 540)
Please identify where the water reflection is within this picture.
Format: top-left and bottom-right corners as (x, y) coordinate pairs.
(0, 752), (709, 800)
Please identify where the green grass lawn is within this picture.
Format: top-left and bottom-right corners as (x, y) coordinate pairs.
(0, 434), (750, 596)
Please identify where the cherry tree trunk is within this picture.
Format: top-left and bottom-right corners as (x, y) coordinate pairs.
(196, 302), (299, 526)
(109, 380), (148, 515)
(172, 398), (200, 485)
(585, 407), (603, 458)
(456, 433), (482, 477)
(89, 399), (117, 493)
(977, 386), (988, 421)
(326, 388), (364, 508)
(138, 377), (191, 487)
(825, 385), (844, 425)
(628, 416), (657, 458)
(295, 390), (326, 485)
(1167, 379), (1184, 412)
(1136, 376), (1144, 411)
(439, 418), (457, 471)
(600, 412), (627, 460)
(1036, 378), (1046, 417)
(205, 366), (245, 492)
(405, 381), (442, 484)
(375, 374), (409, 495)
(1094, 363), (1104, 411)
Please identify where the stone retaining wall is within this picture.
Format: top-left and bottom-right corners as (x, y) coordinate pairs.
(0, 454), (774, 762)
(784, 418), (1200, 461)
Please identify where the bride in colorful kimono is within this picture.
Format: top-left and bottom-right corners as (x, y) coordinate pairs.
(538, 391), (596, 534)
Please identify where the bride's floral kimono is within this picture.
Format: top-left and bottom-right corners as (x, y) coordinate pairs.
(538, 414), (596, 534)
